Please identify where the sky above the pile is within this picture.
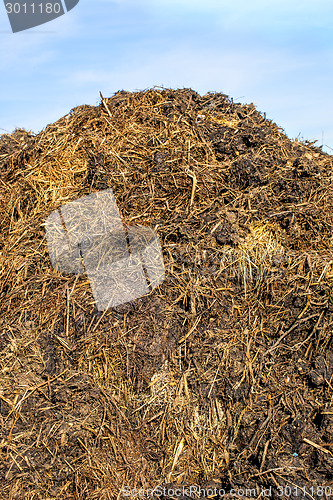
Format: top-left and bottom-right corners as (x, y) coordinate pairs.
(0, 0), (332, 153)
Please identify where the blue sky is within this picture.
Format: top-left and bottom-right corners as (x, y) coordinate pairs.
(0, 0), (332, 153)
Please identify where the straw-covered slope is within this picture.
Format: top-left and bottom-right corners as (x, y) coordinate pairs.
(0, 88), (333, 499)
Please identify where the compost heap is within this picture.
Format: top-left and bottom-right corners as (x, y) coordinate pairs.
(0, 88), (333, 500)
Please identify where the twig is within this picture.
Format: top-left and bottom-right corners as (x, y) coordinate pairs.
(264, 314), (318, 355)
(303, 437), (332, 455)
(178, 316), (201, 343)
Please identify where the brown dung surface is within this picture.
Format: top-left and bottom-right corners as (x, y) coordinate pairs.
(0, 88), (333, 499)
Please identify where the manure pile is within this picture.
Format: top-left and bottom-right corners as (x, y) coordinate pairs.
(0, 88), (333, 499)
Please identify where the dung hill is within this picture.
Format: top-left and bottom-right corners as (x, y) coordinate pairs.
(0, 88), (333, 499)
